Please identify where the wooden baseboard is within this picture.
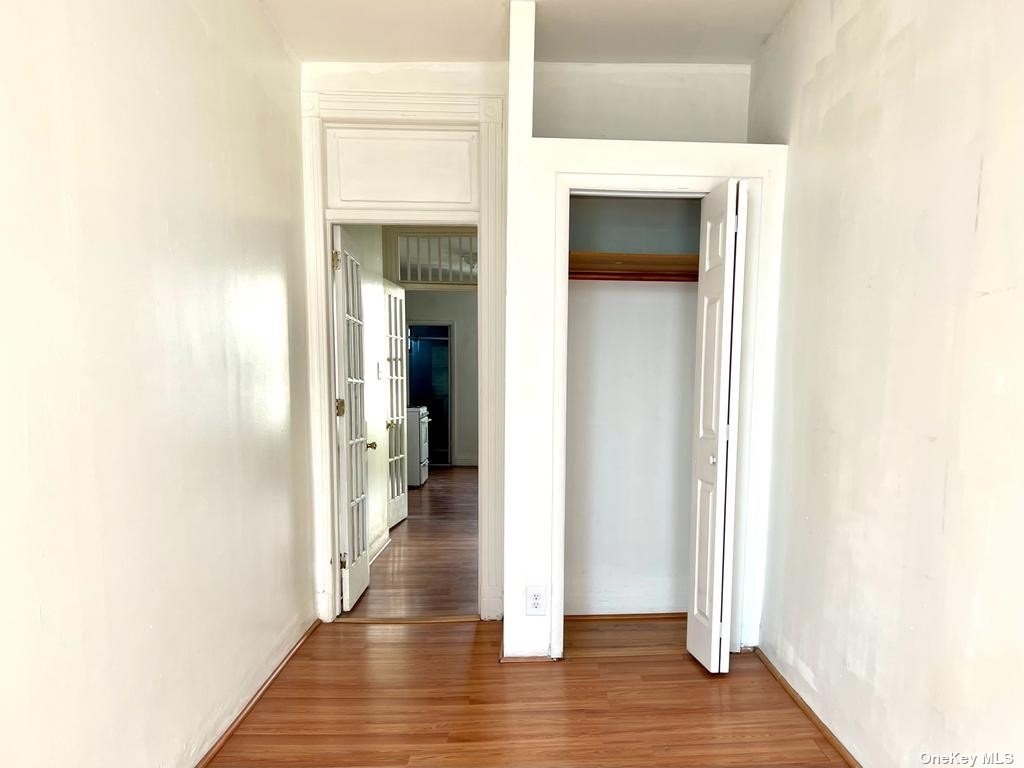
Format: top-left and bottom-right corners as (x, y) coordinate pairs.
(753, 649), (860, 768)
(335, 614), (480, 625)
(564, 612), (686, 622)
(368, 535), (391, 565)
(195, 619), (321, 768)
(499, 655), (558, 663)
(499, 638), (559, 663)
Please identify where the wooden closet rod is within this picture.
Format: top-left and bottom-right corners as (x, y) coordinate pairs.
(568, 251), (699, 282)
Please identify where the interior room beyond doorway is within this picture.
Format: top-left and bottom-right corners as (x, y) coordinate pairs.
(338, 225), (480, 620)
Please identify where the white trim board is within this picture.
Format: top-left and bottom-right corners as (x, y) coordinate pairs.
(302, 89), (505, 621)
(369, 536), (392, 565)
(369, 532), (391, 564)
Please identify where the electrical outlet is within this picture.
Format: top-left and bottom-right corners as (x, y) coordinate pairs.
(526, 585), (547, 616)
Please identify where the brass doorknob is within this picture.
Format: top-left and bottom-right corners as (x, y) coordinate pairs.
(367, 441), (378, 450)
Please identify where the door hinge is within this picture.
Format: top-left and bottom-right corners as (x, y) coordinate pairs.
(339, 553), (347, 570)
(331, 250), (342, 270)
(335, 398), (345, 417)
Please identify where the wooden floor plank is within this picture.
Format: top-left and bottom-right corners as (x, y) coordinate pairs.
(208, 621), (846, 768)
(208, 469), (847, 768)
(564, 615), (685, 657)
(343, 467), (478, 620)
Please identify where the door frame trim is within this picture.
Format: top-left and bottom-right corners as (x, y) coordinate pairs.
(302, 91), (505, 621)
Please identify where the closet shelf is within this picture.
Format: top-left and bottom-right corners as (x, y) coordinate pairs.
(568, 251), (699, 282)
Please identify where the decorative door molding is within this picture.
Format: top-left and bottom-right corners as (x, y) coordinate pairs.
(301, 89), (505, 620)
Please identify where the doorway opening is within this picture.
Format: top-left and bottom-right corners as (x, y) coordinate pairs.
(561, 182), (747, 673)
(408, 324), (452, 467)
(332, 224), (480, 621)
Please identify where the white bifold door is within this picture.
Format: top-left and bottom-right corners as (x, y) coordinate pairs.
(686, 180), (748, 674)
(331, 224), (370, 612)
(385, 283), (409, 527)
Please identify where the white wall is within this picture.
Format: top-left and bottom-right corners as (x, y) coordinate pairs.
(535, 63), (750, 143)
(0, 2), (310, 767)
(340, 226), (391, 554)
(566, 281), (696, 614)
(570, 196), (702, 253)
(301, 61), (750, 146)
(406, 290), (480, 466)
(749, 1), (1024, 764)
(302, 61), (508, 95)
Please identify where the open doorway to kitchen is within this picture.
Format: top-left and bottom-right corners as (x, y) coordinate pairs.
(335, 225), (480, 620)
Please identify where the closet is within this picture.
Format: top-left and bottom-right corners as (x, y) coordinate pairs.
(564, 195), (700, 617)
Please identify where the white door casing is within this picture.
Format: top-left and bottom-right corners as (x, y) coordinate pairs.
(302, 91), (505, 621)
(686, 179), (747, 673)
(332, 224), (371, 612)
(385, 283), (409, 527)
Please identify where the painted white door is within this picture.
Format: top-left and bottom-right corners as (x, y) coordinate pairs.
(686, 180), (747, 674)
(332, 225), (370, 612)
(385, 283), (409, 527)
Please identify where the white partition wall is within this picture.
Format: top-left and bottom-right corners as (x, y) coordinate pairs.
(501, 1), (788, 658)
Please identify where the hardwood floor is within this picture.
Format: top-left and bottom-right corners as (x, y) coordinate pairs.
(209, 619), (846, 767)
(344, 467), (478, 620)
(206, 473), (847, 767)
(563, 614), (687, 658)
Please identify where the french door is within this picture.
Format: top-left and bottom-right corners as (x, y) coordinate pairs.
(686, 180), (747, 673)
(385, 283), (409, 527)
(331, 224), (370, 612)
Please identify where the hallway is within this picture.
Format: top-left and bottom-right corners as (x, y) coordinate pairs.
(345, 467), (479, 620)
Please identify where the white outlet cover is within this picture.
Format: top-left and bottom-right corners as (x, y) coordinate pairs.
(526, 585), (547, 616)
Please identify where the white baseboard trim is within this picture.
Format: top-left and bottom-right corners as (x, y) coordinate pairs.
(195, 618), (320, 767)
(479, 592), (503, 620)
(368, 533), (391, 564)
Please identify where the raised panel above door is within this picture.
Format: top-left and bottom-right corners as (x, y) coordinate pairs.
(325, 127), (479, 213)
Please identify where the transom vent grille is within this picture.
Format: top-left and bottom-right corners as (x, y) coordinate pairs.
(387, 228), (478, 285)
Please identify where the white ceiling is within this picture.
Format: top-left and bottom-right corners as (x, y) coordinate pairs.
(260, 0), (793, 65)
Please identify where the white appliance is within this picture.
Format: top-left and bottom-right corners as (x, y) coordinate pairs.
(407, 406), (430, 487)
